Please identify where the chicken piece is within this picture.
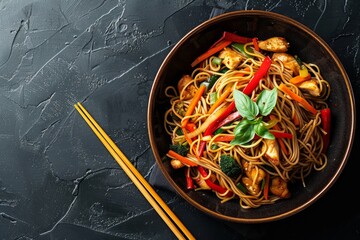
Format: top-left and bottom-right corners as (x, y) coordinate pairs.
(258, 37), (290, 53)
(272, 53), (300, 75)
(261, 139), (280, 166)
(170, 159), (184, 169)
(298, 79), (321, 96)
(241, 177), (261, 195)
(270, 176), (291, 198)
(193, 175), (211, 190)
(177, 75), (197, 100)
(218, 48), (242, 69)
(193, 173), (217, 190)
(242, 160), (266, 184)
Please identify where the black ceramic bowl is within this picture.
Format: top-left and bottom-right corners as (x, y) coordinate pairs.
(147, 10), (356, 223)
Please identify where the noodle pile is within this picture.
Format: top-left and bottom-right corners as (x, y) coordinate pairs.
(164, 36), (331, 208)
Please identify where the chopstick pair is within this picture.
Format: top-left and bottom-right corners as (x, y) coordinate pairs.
(74, 102), (195, 240)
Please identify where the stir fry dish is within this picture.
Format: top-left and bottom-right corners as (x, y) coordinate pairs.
(163, 31), (331, 208)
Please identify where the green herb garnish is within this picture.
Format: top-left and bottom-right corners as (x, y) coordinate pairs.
(230, 88), (278, 145)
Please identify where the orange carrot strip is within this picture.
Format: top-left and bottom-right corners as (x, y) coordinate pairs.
(208, 87), (232, 115)
(181, 84), (206, 128)
(213, 135), (235, 142)
(191, 40), (232, 68)
(279, 83), (318, 115)
(183, 123), (199, 155)
(168, 150), (198, 167)
(181, 127), (195, 151)
(289, 74), (311, 84)
(182, 127), (193, 143)
(185, 122), (196, 132)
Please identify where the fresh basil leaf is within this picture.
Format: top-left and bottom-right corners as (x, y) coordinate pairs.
(254, 122), (275, 140)
(230, 132), (255, 145)
(234, 90), (259, 120)
(233, 119), (253, 135)
(256, 88), (278, 116)
(231, 120), (255, 145)
(262, 131), (275, 140)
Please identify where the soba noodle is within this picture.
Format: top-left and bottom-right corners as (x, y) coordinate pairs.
(164, 36), (331, 208)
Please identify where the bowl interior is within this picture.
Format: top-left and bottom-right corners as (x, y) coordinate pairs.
(147, 10), (355, 223)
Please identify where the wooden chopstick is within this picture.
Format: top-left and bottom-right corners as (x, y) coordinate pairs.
(74, 102), (195, 240)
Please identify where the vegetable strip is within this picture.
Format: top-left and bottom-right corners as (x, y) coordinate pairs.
(186, 106), (228, 139)
(320, 108), (331, 153)
(185, 167), (194, 190)
(213, 135), (235, 142)
(196, 102), (236, 157)
(263, 173), (270, 200)
(252, 37), (260, 51)
(210, 31), (252, 48)
(185, 123), (196, 132)
(197, 166), (232, 196)
(269, 116), (290, 155)
(270, 131), (293, 139)
(243, 56), (272, 95)
(289, 74), (311, 84)
(181, 84), (206, 127)
(208, 87), (232, 114)
(167, 150), (198, 167)
(191, 40), (232, 68)
(212, 111), (241, 131)
(279, 83), (318, 115)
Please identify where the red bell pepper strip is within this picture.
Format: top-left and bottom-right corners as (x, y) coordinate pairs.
(197, 101), (236, 157)
(263, 173), (270, 200)
(197, 141), (207, 158)
(320, 108), (331, 153)
(206, 101), (236, 134)
(197, 111), (239, 156)
(210, 111), (241, 132)
(243, 56), (272, 95)
(197, 166), (233, 197)
(210, 31), (253, 48)
(185, 167), (194, 190)
(269, 131), (293, 139)
(252, 37), (260, 51)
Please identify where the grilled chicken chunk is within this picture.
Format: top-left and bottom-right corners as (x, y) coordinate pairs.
(258, 37), (290, 53)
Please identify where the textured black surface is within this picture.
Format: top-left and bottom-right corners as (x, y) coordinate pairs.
(0, 1), (359, 239)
